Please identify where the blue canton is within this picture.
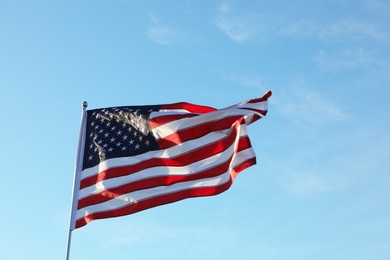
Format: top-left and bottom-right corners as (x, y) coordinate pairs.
(83, 105), (160, 170)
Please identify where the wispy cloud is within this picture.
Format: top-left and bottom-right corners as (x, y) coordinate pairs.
(274, 124), (390, 197)
(314, 48), (390, 72)
(283, 19), (390, 72)
(268, 87), (346, 196)
(215, 3), (389, 46)
(222, 73), (265, 90)
(146, 13), (182, 45)
(284, 19), (389, 43)
(100, 219), (240, 257)
(282, 20), (321, 38)
(275, 86), (346, 126)
(285, 172), (333, 196)
(320, 20), (388, 42)
(315, 48), (368, 71)
(268, 81), (390, 197)
(215, 2), (270, 44)
(364, 0), (390, 16)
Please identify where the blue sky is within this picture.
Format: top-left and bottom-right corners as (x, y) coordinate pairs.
(1, 0), (389, 259)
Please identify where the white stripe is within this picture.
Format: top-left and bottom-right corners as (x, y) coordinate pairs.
(78, 141), (237, 199)
(156, 109), (190, 113)
(76, 148), (254, 220)
(244, 102), (267, 111)
(150, 111), (193, 119)
(76, 165), (231, 220)
(152, 104), (264, 140)
(232, 147), (256, 168)
(221, 99), (267, 111)
(80, 129), (236, 180)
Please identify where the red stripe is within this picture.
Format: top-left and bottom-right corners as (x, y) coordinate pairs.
(74, 95), (270, 229)
(247, 91), (272, 104)
(78, 155), (234, 209)
(78, 138), (252, 210)
(236, 135), (251, 151)
(150, 113), (198, 129)
(161, 102), (216, 113)
(158, 115), (246, 149)
(230, 157), (256, 180)
(76, 154), (256, 229)
(238, 107), (267, 116)
(80, 124), (244, 189)
(75, 178), (234, 229)
(153, 96), (269, 129)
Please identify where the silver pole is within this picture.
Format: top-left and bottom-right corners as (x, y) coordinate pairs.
(66, 101), (88, 260)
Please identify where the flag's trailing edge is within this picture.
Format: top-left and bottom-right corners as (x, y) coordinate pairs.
(70, 91), (272, 230)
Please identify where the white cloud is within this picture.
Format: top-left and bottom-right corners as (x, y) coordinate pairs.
(314, 48), (390, 72)
(319, 20), (389, 42)
(275, 87), (346, 126)
(215, 4), (389, 45)
(222, 73), (265, 89)
(283, 20), (322, 37)
(364, 0), (390, 16)
(284, 19), (389, 43)
(215, 2), (269, 44)
(100, 219), (241, 257)
(275, 125), (390, 197)
(285, 172), (332, 196)
(146, 13), (181, 45)
(102, 235), (134, 248)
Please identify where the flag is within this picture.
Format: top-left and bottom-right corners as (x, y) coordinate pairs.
(71, 91), (272, 229)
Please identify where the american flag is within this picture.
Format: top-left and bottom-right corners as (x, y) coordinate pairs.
(71, 91), (271, 229)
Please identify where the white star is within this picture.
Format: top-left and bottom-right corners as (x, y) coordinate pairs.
(116, 142), (122, 147)
(117, 130), (122, 136)
(145, 140), (150, 146)
(104, 133), (110, 138)
(135, 144), (140, 149)
(123, 135), (128, 140)
(88, 155), (93, 160)
(121, 146), (127, 151)
(110, 137), (116, 143)
(108, 147), (113, 152)
(129, 139), (134, 145)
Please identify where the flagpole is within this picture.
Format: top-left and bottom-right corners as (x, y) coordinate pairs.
(66, 101), (88, 260)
